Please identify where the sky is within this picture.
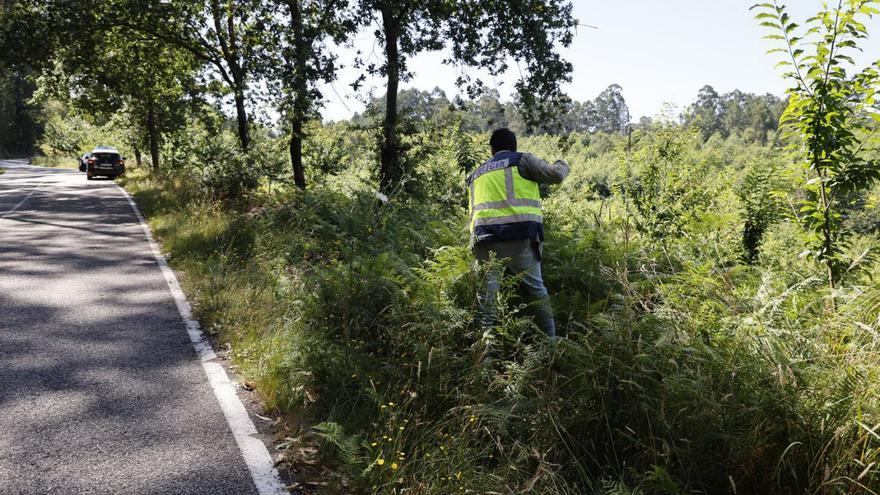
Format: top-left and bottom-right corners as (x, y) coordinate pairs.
(318, 0), (880, 122)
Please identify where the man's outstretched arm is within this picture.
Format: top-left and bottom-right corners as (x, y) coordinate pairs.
(518, 153), (570, 184)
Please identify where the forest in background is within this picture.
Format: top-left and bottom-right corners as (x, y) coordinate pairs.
(3, 0), (880, 493)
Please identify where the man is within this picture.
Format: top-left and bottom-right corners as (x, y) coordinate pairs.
(467, 128), (569, 337)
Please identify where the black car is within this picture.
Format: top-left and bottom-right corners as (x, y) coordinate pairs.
(78, 153), (90, 172)
(86, 147), (125, 180)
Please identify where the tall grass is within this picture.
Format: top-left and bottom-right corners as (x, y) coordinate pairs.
(119, 124), (880, 494)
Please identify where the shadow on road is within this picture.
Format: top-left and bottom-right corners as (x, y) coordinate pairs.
(0, 166), (258, 495)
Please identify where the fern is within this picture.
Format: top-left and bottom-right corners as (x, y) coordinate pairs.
(313, 422), (362, 468)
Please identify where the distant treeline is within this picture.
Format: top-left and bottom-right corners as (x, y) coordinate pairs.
(351, 83), (786, 143)
(0, 72), (785, 161)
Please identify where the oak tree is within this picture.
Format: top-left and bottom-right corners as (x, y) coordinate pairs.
(269, 0), (356, 189)
(353, 0), (577, 193)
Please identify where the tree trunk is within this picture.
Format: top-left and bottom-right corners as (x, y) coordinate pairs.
(233, 87), (250, 151)
(813, 133), (836, 310)
(134, 146), (142, 168)
(379, 3), (400, 194)
(287, 0), (307, 189)
(210, 0), (250, 152)
(821, 181), (837, 311)
(289, 126), (306, 189)
(147, 104), (160, 170)
(12, 71), (36, 156)
(12, 72), (25, 155)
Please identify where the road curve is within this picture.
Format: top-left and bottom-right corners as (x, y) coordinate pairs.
(0, 161), (272, 494)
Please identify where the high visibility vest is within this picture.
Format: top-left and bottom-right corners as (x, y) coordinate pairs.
(467, 151), (543, 245)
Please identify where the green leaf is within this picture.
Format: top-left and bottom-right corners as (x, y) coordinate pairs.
(749, 3), (776, 11)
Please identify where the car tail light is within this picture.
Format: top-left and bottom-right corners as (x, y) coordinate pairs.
(87, 158), (96, 164)
(117, 159), (125, 165)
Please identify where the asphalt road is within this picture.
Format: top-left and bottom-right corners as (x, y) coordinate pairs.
(0, 161), (264, 494)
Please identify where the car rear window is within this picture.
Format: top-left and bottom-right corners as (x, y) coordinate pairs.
(93, 153), (120, 161)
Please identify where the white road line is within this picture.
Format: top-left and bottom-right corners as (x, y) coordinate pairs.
(116, 184), (287, 495)
(1, 180), (44, 219)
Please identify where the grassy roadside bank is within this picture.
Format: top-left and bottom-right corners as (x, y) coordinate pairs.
(29, 155), (78, 169)
(118, 137), (880, 494)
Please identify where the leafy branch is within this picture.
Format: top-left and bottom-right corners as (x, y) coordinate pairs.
(752, 0), (880, 298)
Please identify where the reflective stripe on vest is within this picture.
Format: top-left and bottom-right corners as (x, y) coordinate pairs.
(467, 152), (543, 243)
